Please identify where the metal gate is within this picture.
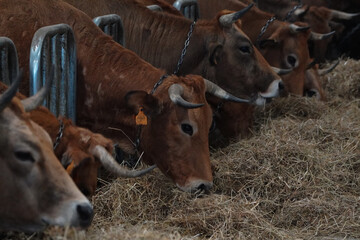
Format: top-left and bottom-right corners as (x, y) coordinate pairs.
(173, 0), (199, 21)
(30, 24), (77, 123)
(147, 5), (163, 12)
(0, 37), (19, 86)
(93, 14), (125, 46)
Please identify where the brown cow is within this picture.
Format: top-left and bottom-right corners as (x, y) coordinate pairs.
(190, 0), (329, 98)
(63, 0), (283, 140)
(0, 0), (247, 193)
(64, 0), (282, 102)
(0, 73), (93, 232)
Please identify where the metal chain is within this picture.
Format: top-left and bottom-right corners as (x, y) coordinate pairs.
(256, 16), (277, 46)
(150, 74), (169, 95)
(173, 21), (196, 76)
(53, 119), (64, 150)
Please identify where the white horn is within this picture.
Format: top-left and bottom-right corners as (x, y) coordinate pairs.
(92, 145), (156, 178)
(330, 9), (360, 20)
(317, 60), (340, 76)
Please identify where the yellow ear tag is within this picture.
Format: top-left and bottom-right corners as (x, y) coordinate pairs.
(135, 107), (148, 126)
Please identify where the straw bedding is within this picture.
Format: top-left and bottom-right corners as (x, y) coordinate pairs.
(2, 58), (359, 240)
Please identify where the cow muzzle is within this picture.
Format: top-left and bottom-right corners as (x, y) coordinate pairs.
(254, 79), (283, 106)
(176, 180), (213, 193)
(41, 198), (93, 229)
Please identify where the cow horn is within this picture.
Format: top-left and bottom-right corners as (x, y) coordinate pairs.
(219, 3), (254, 27)
(168, 84), (205, 109)
(92, 145), (156, 178)
(310, 31), (335, 40)
(330, 9), (360, 20)
(271, 66), (293, 75)
(0, 72), (21, 113)
(21, 67), (54, 112)
(204, 79), (250, 103)
(289, 24), (310, 33)
(293, 7), (308, 17)
(317, 59), (340, 76)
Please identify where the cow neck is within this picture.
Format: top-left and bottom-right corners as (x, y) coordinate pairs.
(241, 11), (280, 42)
(71, 14), (166, 150)
(114, 1), (211, 76)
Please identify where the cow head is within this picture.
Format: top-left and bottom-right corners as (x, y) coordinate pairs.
(257, 21), (312, 96)
(0, 76), (93, 232)
(56, 119), (104, 196)
(124, 75), (216, 193)
(204, 8), (282, 105)
(28, 112), (155, 197)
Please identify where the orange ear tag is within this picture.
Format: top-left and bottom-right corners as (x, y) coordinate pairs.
(135, 107), (148, 126)
(66, 161), (75, 174)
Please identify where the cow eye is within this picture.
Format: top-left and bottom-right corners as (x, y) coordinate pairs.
(287, 55), (297, 67)
(14, 151), (35, 162)
(239, 46), (251, 54)
(181, 123), (193, 136)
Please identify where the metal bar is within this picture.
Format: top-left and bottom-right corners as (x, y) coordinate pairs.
(93, 14), (125, 46)
(173, 0), (199, 21)
(0, 37), (19, 86)
(30, 23), (77, 123)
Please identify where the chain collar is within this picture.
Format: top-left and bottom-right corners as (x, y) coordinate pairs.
(283, 3), (303, 21)
(256, 16), (277, 47)
(53, 119), (64, 150)
(173, 21), (196, 76)
(117, 21), (196, 161)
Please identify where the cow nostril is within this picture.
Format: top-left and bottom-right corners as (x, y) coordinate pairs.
(278, 81), (285, 90)
(196, 183), (211, 194)
(76, 203), (94, 228)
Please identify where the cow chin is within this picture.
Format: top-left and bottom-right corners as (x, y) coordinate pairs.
(176, 179), (213, 193)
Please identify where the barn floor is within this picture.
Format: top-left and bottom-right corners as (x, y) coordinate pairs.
(2, 58), (360, 240)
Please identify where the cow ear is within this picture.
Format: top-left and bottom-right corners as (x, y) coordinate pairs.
(209, 43), (223, 66)
(125, 90), (161, 116)
(258, 39), (278, 49)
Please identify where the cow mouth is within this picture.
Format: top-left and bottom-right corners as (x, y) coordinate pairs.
(176, 180), (213, 193)
(253, 79), (282, 106)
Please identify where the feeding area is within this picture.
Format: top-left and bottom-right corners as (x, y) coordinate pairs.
(3, 58), (359, 240)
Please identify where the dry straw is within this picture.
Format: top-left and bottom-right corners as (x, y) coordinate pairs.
(2, 59), (360, 240)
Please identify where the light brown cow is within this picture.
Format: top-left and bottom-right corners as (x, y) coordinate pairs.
(1, 81), (156, 196)
(0, 74), (93, 232)
(0, 0), (247, 192)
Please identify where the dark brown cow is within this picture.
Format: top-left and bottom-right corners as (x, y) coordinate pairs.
(246, 1), (359, 61)
(0, 82), (156, 196)
(0, 0), (247, 192)
(190, 0), (327, 98)
(301, 0), (360, 12)
(0, 74), (93, 232)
